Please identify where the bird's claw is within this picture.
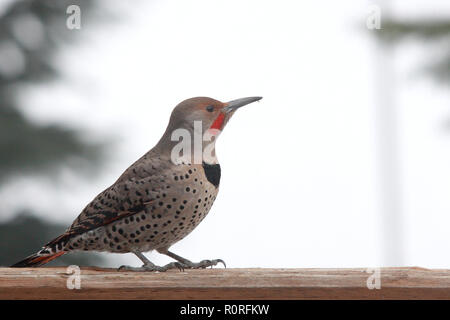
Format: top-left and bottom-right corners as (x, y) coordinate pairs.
(174, 262), (185, 272)
(216, 259), (227, 268)
(187, 258), (226, 269)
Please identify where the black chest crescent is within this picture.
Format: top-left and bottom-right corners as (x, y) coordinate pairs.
(202, 162), (221, 188)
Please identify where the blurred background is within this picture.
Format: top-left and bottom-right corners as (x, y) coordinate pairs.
(0, 0), (449, 268)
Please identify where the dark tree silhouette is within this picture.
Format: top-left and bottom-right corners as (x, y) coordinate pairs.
(0, 0), (114, 266)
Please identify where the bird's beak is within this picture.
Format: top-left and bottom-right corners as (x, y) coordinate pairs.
(223, 96), (262, 113)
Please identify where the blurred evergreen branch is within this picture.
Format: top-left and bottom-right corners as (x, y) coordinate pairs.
(379, 19), (450, 42)
(0, 103), (101, 180)
(375, 18), (450, 83)
(0, 0), (110, 183)
(0, 0), (115, 266)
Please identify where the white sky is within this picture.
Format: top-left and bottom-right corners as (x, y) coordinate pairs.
(3, 0), (450, 268)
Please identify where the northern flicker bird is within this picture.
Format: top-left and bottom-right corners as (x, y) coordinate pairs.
(12, 96), (262, 271)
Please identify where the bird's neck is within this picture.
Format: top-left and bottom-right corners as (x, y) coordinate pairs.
(154, 127), (219, 166)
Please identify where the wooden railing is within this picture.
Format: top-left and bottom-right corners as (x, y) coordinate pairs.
(1, 267), (449, 299)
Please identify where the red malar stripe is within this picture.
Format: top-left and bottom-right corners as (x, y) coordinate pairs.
(210, 112), (225, 130)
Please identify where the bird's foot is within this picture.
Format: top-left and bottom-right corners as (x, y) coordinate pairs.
(118, 261), (184, 272)
(182, 259), (226, 269)
(160, 250), (226, 270)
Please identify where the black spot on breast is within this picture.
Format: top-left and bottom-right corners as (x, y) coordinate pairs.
(202, 162), (221, 188)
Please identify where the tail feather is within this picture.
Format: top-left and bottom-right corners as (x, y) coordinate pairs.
(11, 251), (65, 268)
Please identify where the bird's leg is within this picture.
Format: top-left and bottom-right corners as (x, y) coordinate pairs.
(118, 251), (184, 272)
(160, 250), (226, 269)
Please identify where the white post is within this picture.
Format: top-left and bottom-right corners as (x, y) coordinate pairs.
(372, 0), (404, 266)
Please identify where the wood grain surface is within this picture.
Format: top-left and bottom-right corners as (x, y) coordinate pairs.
(1, 267), (449, 300)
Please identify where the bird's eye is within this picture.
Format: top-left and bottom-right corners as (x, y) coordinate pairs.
(206, 105), (214, 112)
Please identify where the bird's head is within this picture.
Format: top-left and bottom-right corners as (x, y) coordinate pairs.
(168, 96), (262, 135)
(156, 96), (262, 164)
